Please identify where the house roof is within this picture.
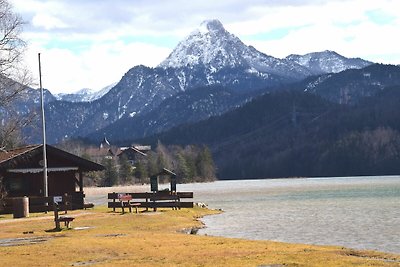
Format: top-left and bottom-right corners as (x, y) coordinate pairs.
(118, 146), (147, 157)
(0, 144), (104, 172)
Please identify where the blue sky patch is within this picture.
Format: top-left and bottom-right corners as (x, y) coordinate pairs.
(365, 9), (396, 25)
(243, 25), (311, 41)
(121, 35), (178, 48)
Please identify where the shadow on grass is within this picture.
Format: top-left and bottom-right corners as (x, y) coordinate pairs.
(45, 228), (63, 233)
(45, 228), (72, 233)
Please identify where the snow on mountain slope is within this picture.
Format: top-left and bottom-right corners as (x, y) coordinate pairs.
(286, 50), (372, 74)
(54, 83), (116, 102)
(159, 19), (312, 79)
(21, 19), (378, 144)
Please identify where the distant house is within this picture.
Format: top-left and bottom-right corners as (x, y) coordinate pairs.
(118, 146), (149, 165)
(85, 137), (150, 166)
(0, 144), (104, 213)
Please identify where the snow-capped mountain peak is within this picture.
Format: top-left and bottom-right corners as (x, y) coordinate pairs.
(158, 19), (311, 79)
(158, 19), (242, 69)
(197, 19), (226, 34)
(54, 82), (116, 102)
(286, 50), (372, 74)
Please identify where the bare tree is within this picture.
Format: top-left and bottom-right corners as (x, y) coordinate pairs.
(0, 0), (30, 149)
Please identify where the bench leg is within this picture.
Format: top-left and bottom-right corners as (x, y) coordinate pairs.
(55, 220), (60, 230)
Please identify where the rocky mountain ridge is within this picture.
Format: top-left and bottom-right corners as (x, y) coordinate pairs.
(16, 19), (373, 144)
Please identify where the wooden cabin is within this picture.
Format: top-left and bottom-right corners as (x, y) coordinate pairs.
(0, 144), (104, 213)
(117, 146), (148, 165)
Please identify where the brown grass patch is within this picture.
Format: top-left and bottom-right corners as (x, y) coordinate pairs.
(0, 206), (398, 266)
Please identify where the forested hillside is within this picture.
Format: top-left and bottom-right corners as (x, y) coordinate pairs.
(138, 86), (400, 179)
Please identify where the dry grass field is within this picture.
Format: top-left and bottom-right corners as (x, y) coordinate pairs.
(0, 206), (399, 266)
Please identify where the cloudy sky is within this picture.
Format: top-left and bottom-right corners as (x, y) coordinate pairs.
(9, 0), (400, 94)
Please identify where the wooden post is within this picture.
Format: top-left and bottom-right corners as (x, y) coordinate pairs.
(78, 171), (83, 192)
(112, 192), (116, 212)
(53, 203), (60, 230)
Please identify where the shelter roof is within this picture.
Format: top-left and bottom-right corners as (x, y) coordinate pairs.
(0, 145), (39, 164)
(0, 144), (104, 172)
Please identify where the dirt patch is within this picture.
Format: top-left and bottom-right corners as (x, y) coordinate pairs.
(343, 249), (400, 263)
(95, 233), (127, 238)
(0, 236), (58, 247)
(71, 258), (109, 266)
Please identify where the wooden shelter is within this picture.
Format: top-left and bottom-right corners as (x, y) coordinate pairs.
(150, 168), (177, 192)
(0, 144), (104, 213)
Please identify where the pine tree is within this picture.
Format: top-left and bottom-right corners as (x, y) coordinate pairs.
(176, 153), (190, 183)
(196, 146), (216, 181)
(102, 158), (119, 186)
(146, 152), (160, 176)
(134, 161), (148, 183)
(119, 155), (133, 184)
(186, 154), (197, 179)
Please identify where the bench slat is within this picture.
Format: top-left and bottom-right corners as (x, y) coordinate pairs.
(108, 201), (193, 208)
(108, 192), (194, 199)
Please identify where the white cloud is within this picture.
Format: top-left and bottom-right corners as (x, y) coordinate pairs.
(31, 14), (69, 30)
(9, 0), (400, 93)
(237, 0), (400, 62)
(25, 41), (170, 93)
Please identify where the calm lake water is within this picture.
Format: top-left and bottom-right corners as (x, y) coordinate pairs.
(177, 176), (400, 254)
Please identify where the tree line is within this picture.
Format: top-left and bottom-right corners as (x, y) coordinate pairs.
(57, 140), (217, 187)
(137, 87), (400, 179)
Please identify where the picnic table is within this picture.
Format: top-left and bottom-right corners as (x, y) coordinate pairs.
(108, 191), (193, 212)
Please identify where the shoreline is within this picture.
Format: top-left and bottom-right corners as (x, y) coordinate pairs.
(83, 180), (400, 255)
(0, 206), (399, 266)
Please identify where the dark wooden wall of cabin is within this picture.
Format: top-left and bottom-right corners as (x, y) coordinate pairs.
(3, 171), (76, 197)
(3, 173), (42, 197)
(48, 171), (76, 196)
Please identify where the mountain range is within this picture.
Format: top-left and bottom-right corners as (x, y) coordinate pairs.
(6, 19), (400, 179)
(15, 19), (372, 145)
(137, 78), (400, 179)
(54, 83), (116, 102)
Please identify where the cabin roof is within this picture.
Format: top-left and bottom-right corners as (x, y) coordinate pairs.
(0, 144), (104, 172)
(0, 145), (39, 164)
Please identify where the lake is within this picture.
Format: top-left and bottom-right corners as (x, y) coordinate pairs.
(85, 176), (400, 254)
(177, 176), (400, 254)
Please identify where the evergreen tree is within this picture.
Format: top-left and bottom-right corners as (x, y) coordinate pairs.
(147, 152), (160, 176)
(101, 158), (118, 186)
(176, 153), (190, 183)
(196, 146), (216, 181)
(186, 154), (197, 179)
(134, 161), (148, 183)
(119, 155), (133, 184)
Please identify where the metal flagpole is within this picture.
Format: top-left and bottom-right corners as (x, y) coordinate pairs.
(38, 53), (48, 199)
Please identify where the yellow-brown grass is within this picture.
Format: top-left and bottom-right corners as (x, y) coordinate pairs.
(0, 207), (399, 266)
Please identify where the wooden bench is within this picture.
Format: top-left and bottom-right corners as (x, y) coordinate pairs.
(118, 194), (141, 214)
(149, 193), (180, 211)
(108, 192), (193, 212)
(53, 202), (75, 229)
